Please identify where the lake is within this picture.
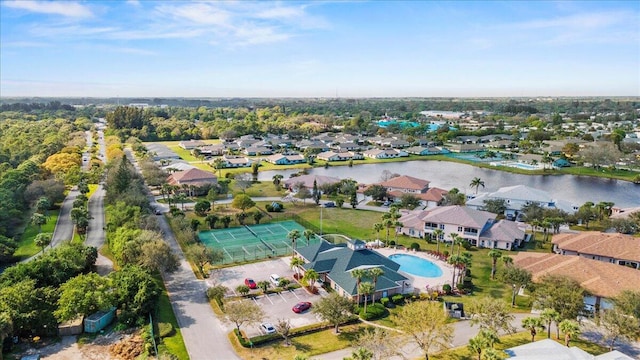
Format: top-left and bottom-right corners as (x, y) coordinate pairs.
(259, 160), (640, 208)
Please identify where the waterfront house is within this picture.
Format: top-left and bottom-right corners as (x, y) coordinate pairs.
(221, 155), (253, 168)
(244, 146), (273, 156)
(282, 174), (341, 191)
(363, 148), (409, 159)
(264, 153), (306, 165)
(317, 151), (363, 162)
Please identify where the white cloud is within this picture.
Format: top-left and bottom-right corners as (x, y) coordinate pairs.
(156, 3), (231, 26)
(3, 0), (93, 18)
(517, 11), (631, 30)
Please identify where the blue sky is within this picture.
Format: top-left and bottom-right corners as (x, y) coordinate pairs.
(1, 0), (639, 97)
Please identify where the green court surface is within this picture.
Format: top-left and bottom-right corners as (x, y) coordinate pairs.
(199, 220), (321, 263)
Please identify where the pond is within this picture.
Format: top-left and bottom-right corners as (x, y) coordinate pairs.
(258, 160), (640, 208)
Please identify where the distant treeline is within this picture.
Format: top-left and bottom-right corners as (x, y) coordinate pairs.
(0, 101), (75, 112)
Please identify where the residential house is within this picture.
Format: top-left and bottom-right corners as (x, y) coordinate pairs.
(295, 239), (410, 303)
(282, 174), (341, 191)
(363, 148), (409, 159)
(317, 151), (363, 162)
(406, 146), (447, 155)
(162, 162), (197, 173)
(610, 206), (640, 220)
(178, 140), (206, 150)
(264, 153), (306, 165)
(379, 175), (430, 194)
(167, 168), (218, 195)
(221, 155), (253, 168)
(197, 144), (225, 157)
(447, 143), (484, 153)
(244, 146), (273, 156)
(551, 232), (640, 269)
(296, 139), (330, 152)
(380, 138), (411, 148)
(513, 252), (640, 314)
(145, 143), (181, 162)
(398, 205), (525, 250)
(332, 142), (362, 152)
(466, 185), (578, 221)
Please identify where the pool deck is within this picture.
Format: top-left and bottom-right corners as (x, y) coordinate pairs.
(374, 247), (454, 294)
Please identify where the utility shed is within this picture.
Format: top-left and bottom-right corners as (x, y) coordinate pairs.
(84, 307), (116, 333)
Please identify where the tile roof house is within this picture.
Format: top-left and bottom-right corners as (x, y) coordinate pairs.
(551, 232), (640, 269)
(178, 139), (206, 150)
(295, 239), (410, 303)
(399, 206), (525, 250)
(167, 168), (217, 187)
(379, 175), (430, 194)
(264, 153), (306, 165)
(513, 252), (640, 308)
(317, 151), (364, 162)
(244, 146), (273, 156)
(363, 148), (409, 159)
(221, 155), (253, 168)
(466, 185), (578, 220)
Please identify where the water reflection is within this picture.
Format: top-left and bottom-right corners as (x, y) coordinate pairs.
(258, 161), (639, 208)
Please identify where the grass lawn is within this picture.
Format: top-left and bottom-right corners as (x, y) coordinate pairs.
(14, 211), (59, 259)
(155, 278), (189, 360)
(234, 181), (286, 198)
(229, 324), (366, 359)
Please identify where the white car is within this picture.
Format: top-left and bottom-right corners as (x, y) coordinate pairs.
(260, 322), (276, 334)
(269, 274), (281, 286)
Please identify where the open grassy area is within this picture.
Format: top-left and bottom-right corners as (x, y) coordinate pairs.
(155, 278), (189, 360)
(229, 324), (366, 360)
(14, 211), (59, 259)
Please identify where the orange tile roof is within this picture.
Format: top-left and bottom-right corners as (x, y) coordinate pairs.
(513, 252), (640, 299)
(552, 232), (640, 262)
(167, 168), (217, 184)
(379, 175), (430, 191)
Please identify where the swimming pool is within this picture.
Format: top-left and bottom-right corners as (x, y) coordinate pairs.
(389, 254), (443, 278)
(491, 161), (540, 170)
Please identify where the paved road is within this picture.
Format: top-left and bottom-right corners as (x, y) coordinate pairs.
(50, 189), (78, 248)
(127, 149), (240, 360)
(85, 184), (113, 275)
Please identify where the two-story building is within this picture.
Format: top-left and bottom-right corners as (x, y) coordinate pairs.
(552, 231), (640, 269)
(399, 205), (525, 250)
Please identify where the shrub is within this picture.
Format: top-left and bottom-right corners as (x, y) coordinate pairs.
(389, 240), (396, 246)
(443, 250), (449, 258)
(410, 242), (420, 250)
(157, 323), (174, 338)
(234, 329), (251, 347)
(391, 294), (404, 304)
(380, 297), (390, 307)
(442, 284), (452, 294)
(359, 303), (387, 320)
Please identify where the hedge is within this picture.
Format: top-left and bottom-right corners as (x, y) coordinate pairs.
(359, 303), (387, 320)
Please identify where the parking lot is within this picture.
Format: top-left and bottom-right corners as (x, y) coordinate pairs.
(211, 258), (326, 337)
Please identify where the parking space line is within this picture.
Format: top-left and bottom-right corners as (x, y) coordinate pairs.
(252, 297), (260, 305)
(278, 292), (288, 302)
(290, 289), (300, 299)
(265, 294), (274, 305)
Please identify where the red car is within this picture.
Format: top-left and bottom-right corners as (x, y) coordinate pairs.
(244, 278), (257, 289)
(292, 301), (312, 313)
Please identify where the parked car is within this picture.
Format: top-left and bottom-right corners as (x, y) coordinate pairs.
(269, 274), (281, 286)
(382, 200), (392, 207)
(292, 301), (312, 313)
(260, 322), (276, 334)
(323, 201), (336, 208)
(154, 208), (162, 215)
(244, 278), (257, 289)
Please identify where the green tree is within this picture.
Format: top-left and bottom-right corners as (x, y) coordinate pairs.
(223, 300), (264, 333)
(558, 319), (581, 347)
(521, 316), (545, 342)
(55, 273), (114, 322)
(312, 179), (321, 205)
(540, 308), (560, 339)
(257, 280), (270, 294)
(353, 327), (402, 360)
(287, 229), (301, 255)
(35, 197), (51, 217)
(0, 311), (13, 357)
(350, 268), (368, 304)
(531, 275), (584, 321)
(290, 256), (304, 279)
(349, 191), (358, 209)
(482, 199), (507, 216)
(363, 185), (388, 202)
(393, 301), (454, 360)
(500, 266), (531, 306)
(373, 222), (383, 241)
(470, 177), (485, 194)
(344, 347), (373, 360)
(368, 267), (385, 304)
(303, 269), (319, 290)
(236, 285), (250, 297)
(275, 318), (292, 345)
(185, 243), (223, 277)
(194, 200), (211, 216)
(487, 250), (502, 280)
(601, 308), (640, 351)
(109, 265), (160, 325)
(220, 215), (232, 228)
(272, 174), (283, 190)
(206, 285), (228, 306)
(253, 211), (264, 225)
(358, 282), (375, 314)
(468, 329), (499, 360)
(139, 240), (180, 274)
(432, 229), (444, 254)
(302, 229), (314, 246)
(468, 296), (515, 335)
(312, 292), (354, 333)
(34, 232), (52, 253)
(231, 194), (255, 214)
(204, 214), (219, 229)
(30, 212), (47, 233)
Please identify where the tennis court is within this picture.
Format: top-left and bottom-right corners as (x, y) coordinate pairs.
(199, 220), (322, 263)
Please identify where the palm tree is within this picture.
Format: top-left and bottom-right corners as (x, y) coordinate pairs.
(470, 177), (485, 194)
(433, 229), (444, 254)
(540, 308), (560, 339)
(290, 256), (305, 280)
(303, 269), (319, 291)
(488, 250), (502, 280)
(502, 255), (513, 267)
(393, 220), (403, 243)
(358, 282), (375, 314)
(448, 233), (459, 256)
(213, 158), (225, 177)
(287, 230), (301, 256)
(383, 218), (394, 245)
(351, 268), (368, 304)
(368, 267), (384, 304)
(455, 236), (465, 256)
(303, 229), (314, 246)
(558, 319), (581, 346)
(373, 222), (383, 241)
(522, 317), (545, 342)
(204, 214), (219, 229)
(272, 174), (284, 189)
(448, 254), (462, 288)
(468, 330), (499, 360)
(257, 280), (271, 294)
